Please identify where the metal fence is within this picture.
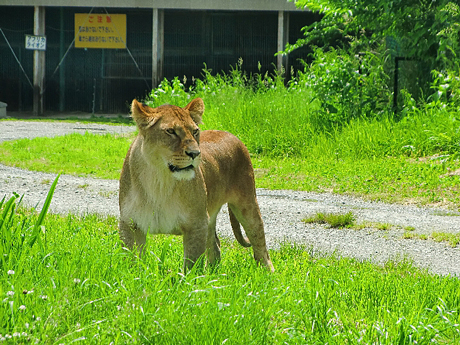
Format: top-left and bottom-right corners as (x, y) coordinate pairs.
(1, 6), (315, 113)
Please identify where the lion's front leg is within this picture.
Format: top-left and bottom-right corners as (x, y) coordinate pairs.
(182, 224), (207, 272)
(119, 219), (147, 258)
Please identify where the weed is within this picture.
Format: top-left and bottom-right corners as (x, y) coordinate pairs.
(98, 190), (117, 198)
(431, 232), (460, 247)
(303, 211), (355, 228)
(403, 232), (417, 240)
(376, 223), (392, 231)
(403, 231), (459, 247)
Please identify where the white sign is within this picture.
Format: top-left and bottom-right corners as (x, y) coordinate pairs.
(25, 35), (47, 51)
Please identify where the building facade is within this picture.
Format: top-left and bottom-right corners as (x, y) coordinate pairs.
(0, 1), (317, 113)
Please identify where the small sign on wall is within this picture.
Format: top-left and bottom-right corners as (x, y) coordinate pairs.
(25, 35), (47, 51)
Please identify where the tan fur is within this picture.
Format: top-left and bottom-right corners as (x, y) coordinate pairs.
(119, 98), (274, 272)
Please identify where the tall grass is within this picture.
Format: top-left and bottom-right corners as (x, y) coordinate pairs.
(145, 63), (460, 161)
(0, 174), (59, 272)
(146, 63), (320, 157)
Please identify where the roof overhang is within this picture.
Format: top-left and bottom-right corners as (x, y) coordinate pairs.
(1, 0), (306, 12)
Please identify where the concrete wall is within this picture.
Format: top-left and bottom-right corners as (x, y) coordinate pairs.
(2, 0), (302, 11)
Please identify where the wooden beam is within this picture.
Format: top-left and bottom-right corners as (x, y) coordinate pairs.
(152, 8), (164, 89)
(33, 6), (46, 116)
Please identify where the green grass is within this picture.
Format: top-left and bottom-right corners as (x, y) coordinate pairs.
(0, 133), (133, 180)
(430, 232), (460, 247)
(303, 211), (356, 228)
(254, 155), (460, 208)
(402, 231), (460, 247)
(1, 192), (460, 343)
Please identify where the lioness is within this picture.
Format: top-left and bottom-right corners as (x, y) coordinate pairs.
(119, 98), (274, 272)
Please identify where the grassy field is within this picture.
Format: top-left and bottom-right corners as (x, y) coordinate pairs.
(1, 97), (459, 207)
(1, 68), (460, 342)
(1, 187), (460, 343)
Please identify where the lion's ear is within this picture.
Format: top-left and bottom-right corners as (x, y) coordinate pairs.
(184, 98), (204, 125)
(131, 99), (158, 131)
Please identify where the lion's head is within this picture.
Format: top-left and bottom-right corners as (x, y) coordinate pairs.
(131, 98), (205, 180)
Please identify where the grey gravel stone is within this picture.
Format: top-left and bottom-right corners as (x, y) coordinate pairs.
(1, 120), (460, 277)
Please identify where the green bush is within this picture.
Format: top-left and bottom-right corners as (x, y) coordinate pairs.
(300, 47), (391, 127)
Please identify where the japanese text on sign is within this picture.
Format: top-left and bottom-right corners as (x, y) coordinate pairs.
(25, 35), (46, 51)
(74, 14), (126, 49)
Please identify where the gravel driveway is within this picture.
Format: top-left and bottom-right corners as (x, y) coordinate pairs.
(1, 120), (459, 276)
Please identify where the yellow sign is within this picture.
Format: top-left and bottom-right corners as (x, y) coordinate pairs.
(75, 14), (126, 49)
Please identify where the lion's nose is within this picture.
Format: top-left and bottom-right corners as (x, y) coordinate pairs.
(185, 150), (200, 160)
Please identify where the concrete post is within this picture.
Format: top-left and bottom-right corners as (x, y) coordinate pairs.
(152, 8), (164, 89)
(277, 11), (289, 75)
(59, 7), (65, 112)
(33, 6), (45, 116)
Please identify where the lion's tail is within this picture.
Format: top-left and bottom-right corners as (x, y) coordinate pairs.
(228, 205), (252, 247)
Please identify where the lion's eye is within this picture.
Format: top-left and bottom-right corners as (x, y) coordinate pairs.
(166, 128), (176, 136)
(193, 129), (200, 137)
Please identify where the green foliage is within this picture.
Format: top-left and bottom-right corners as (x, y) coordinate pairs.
(300, 47), (391, 125)
(288, 0), (460, 104)
(289, 0), (460, 64)
(428, 68), (460, 108)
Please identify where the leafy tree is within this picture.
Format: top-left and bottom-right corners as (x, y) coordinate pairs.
(287, 0), (459, 71)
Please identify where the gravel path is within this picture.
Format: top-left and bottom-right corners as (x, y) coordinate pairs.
(1, 120), (460, 276)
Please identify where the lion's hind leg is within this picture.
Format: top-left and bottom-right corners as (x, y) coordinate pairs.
(228, 202), (274, 272)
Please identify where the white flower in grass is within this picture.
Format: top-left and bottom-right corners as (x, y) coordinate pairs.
(73, 278), (81, 284)
(6, 291), (14, 297)
(7, 270), (14, 275)
(19, 305), (26, 311)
